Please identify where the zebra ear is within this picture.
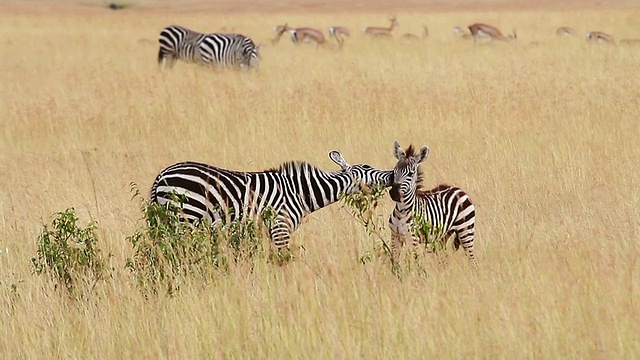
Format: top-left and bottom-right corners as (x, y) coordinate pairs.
(394, 140), (405, 160)
(416, 145), (430, 163)
(329, 150), (351, 170)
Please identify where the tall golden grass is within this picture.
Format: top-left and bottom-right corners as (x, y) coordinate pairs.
(1, 7), (639, 358)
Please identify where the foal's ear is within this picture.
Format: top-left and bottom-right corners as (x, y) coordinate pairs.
(415, 145), (430, 163)
(329, 150), (351, 170)
(393, 140), (405, 160)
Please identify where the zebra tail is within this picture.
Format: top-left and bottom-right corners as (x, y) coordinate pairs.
(149, 179), (160, 203)
(157, 48), (164, 65)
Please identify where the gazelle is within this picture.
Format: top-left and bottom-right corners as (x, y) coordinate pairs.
(328, 26), (350, 46)
(272, 24), (326, 46)
(468, 23), (516, 42)
(556, 27), (575, 36)
(586, 31), (615, 44)
(272, 23), (289, 44)
(290, 27), (326, 45)
(401, 25), (429, 40)
(364, 17), (399, 37)
(452, 26), (474, 40)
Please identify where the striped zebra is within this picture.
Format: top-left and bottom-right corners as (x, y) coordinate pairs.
(151, 151), (392, 249)
(388, 141), (477, 269)
(157, 25), (260, 69)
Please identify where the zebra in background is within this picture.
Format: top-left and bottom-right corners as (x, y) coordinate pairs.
(157, 25), (260, 69)
(388, 141), (477, 269)
(151, 151), (393, 249)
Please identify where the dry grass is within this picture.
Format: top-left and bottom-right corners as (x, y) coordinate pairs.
(1, 4), (640, 359)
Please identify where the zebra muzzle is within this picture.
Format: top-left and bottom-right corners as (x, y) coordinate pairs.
(390, 185), (401, 202)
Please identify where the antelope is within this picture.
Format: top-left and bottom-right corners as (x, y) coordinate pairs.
(468, 23), (516, 42)
(401, 25), (429, 40)
(452, 26), (474, 40)
(272, 23), (289, 44)
(328, 26), (350, 46)
(556, 27), (575, 36)
(290, 28), (326, 45)
(586, 31), (615, 44)
(272, 24), (326, 46)
(364, 17), (399, 37)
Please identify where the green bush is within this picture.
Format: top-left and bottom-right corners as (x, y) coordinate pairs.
(339, 182), (395, 264)
(31, 208), (111, 299)
(411, 214), (445, 254)
(125, 183), (275, 296)
(340, 183), (449, 279)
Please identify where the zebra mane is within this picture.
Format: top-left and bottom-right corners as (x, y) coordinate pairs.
(403, 145), (425, 191)
(269, 161), (320, 174)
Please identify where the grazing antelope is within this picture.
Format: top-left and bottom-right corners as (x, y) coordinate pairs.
(586, 31), (615, 44)
(328, 26), (350, 39)
(401, 25), (429, 40)
(328, 26), (350, 46)
(272, 23), (289, 44)
(452, 26), (474, 40)
(364, 17), (399, 37)
(272, 24), (326, 46)
(290, 27), (326, 45)
(468, 23), (516, 42)
(556, 27), (575, 36)
(620, 39), (640, 46)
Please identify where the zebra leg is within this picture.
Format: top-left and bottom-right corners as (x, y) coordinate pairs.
(390, 230), (407, 262)
(457, 227), (477, 270)
(163, 55), (177, 69)
(410, 234), (421, 262)
(268, 220), (296, 264)
(270, 220), (292, 249)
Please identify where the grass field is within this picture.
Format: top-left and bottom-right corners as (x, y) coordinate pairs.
(1, 1), (640, 358)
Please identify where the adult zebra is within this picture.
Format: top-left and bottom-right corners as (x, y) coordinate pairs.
(388, 141), (477, 269)
(157, 25), (260, 69)
(151, 151), (392, 249)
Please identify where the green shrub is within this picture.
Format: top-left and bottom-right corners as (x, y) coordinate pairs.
(412, 214), (445, 254)
(31, 208), (111, 299)
(339, 182), (395, 264)
(341, 183), (449, 279)
(125, 183), (275, 296)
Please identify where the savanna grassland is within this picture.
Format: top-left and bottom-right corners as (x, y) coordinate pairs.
(1, 0), (640, 358)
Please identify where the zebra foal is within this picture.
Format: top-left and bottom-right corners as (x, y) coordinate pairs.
(388, 141), (477, 269)
(157, 25), (260, 69)
(151, 151), (393, 249)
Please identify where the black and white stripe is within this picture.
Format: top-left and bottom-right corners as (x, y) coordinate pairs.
(157, 25), (260, 69)
(388, 141), (477, 269)
(151, 151), (392, 248)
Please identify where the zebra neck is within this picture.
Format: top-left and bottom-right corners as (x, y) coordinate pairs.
(283, 163), (352, 214)
(393, 195), (417, 221)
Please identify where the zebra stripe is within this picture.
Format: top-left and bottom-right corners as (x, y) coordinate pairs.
(157, 25), (260, 69)
(388, 141), (477, 269)
(151, 151), (392, 249)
